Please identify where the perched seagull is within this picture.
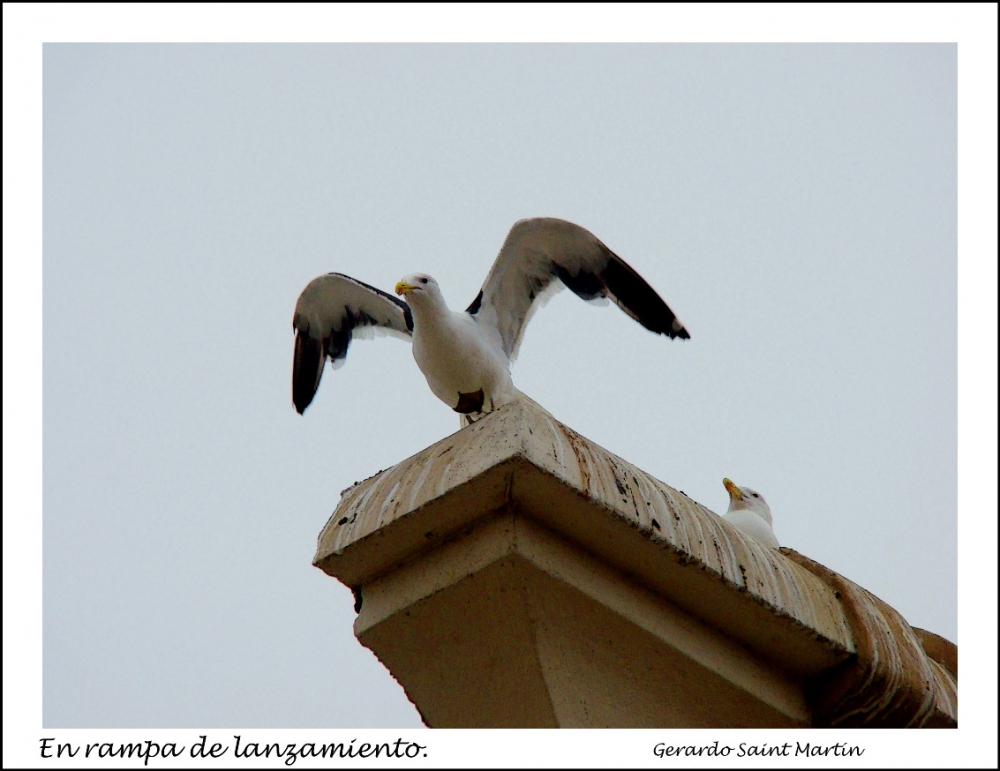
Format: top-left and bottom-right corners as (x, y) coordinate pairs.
(292, 217), (690, 424)
(722, 478), (780, 549)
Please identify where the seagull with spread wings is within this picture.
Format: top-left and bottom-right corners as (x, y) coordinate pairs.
(292, 217), (690, 425)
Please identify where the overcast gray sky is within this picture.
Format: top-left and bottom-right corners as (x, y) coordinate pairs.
(39, 41), (960, 730)
(5, 8), (995, 762)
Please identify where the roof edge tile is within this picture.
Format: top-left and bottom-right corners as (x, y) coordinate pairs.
(782, 549), (957, 728)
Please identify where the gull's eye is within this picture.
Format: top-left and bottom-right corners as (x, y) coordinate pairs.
(751, 493), (759, 498)
(420, 277), (428, 284)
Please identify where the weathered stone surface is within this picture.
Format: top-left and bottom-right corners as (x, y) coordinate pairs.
(313, 397), (956, 728)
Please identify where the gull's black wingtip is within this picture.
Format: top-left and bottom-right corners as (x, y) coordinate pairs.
(600, 252), (690, 342)
(292, 387), (314, 415)
(292, 331), (323, 415)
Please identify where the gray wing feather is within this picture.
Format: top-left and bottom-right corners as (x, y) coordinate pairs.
(471, 218), (689, 361)
(292, 273), (413, 414)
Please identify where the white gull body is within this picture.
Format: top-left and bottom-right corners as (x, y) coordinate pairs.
(395, 274), (520, 418)
(722, 478), (780, 549)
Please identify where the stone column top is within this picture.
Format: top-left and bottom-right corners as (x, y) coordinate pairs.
(313, 397), (956, 727)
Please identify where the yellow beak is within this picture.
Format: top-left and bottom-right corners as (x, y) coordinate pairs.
(723, 478), (743, 501)
(395, 281), (414, 296)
